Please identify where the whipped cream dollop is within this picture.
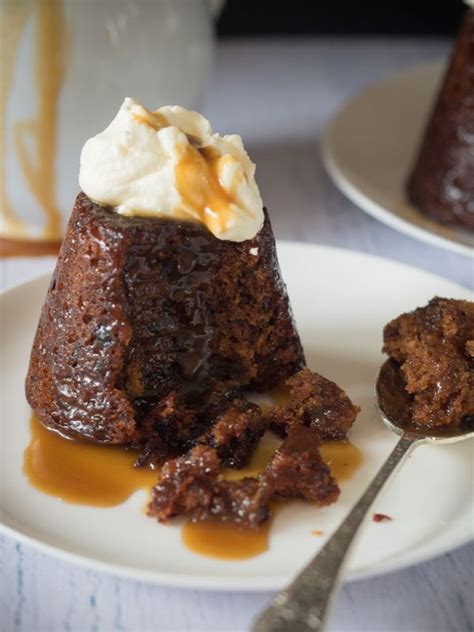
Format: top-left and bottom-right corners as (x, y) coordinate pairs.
(79, 98), (264, 241)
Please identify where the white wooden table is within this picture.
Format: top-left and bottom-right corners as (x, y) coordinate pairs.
(2, 39), (473, 632)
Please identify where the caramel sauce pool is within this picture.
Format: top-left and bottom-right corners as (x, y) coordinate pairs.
(24, 415), (157, 506)
(24, 412), (362, 560)
(182, 520), (272, 561)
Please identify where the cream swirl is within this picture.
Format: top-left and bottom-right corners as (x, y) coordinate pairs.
(79, 98), (264, 242)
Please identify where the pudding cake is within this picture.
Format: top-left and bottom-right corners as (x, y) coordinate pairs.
(407, 7), (474, 230)
(25, 98), (360, 529)
(26, 100), (304, 445)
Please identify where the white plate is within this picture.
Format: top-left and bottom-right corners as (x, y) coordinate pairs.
(322, 61), (474, 257)
(1, 243), (473, 591)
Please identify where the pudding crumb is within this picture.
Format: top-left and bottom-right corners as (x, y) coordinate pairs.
(373, 513), (393, 523)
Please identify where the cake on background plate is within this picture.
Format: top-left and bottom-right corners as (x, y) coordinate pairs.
(407, 5), (474, 231)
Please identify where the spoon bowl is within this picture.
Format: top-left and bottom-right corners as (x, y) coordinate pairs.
(376, 358), (474, 444)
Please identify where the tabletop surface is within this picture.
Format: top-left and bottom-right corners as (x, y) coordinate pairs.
(2, 38), (473, 632)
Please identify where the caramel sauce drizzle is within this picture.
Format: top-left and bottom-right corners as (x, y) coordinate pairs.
(0, 236), (61, 258)
(131, 107), (244, 235)
(1, 0), (67, 250)
(175, 145), (241, 236)
(0, 0), (31, 239)
(131, 110), (168, 131)
(24, 406), (363, 560)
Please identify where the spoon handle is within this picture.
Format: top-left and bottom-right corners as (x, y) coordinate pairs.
(252, 434), (419, 632)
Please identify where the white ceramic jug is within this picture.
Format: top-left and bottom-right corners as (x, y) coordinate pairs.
(1, 0), (222, 246)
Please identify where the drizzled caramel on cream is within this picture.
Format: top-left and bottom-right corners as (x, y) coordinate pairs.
(1, 0), (67, 245)
(175, 145), (242, 237)
(79, 99), (263, 241)
(131, 110), (168, 131)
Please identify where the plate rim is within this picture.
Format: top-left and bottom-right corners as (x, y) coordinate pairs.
(321, 60), (474, 259)
(1, 520), (472, 592)
(1, 242), (473, 591)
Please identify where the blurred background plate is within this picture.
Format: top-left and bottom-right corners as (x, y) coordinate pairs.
(322, 61), (474, 257)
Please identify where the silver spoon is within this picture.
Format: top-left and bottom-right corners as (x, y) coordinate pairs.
(253, 359), (474, 632)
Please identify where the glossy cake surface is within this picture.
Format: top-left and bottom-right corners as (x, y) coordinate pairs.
(26, 193), (304, 444)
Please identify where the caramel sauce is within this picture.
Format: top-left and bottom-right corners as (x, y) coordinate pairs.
(320, 441), (363, 481)
(182, 520), (271, 560)
(1, 0), (67, 251)
(24, 414), (157, 506)
(24, 416), (362, 560)
(175, 145), (240, 236)
(0, 236), (61, 258)
(0, 0), (31, 239)
(132, 110), (168, 131)
(223, 432), (282, 481)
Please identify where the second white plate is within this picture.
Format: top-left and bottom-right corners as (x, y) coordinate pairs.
(322, 61), (474, 257)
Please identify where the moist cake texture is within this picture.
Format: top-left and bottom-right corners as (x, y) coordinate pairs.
(26, 193), (304, 444)
(148, 445), (270, 528)
(148, 425), (339, 528)
(383, 297), (474, 429)
(268, 367), (360, 440)
(147, 368), (355, 527)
